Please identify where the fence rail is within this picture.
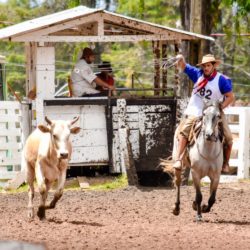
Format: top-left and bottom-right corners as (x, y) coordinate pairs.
(202, 107), (250, 183)
(0, 101), (249, 186)
(0, 101), (29, 187)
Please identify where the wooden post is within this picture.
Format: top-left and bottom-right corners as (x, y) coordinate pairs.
(35, 46), (55, 99)
(152, 41), (160, 96)
(162, 42), (167, 96)
(25, 42), (37, 96)
(117, 99), (138, 185)
(174, 41), (181, 97)
(35, 45), (55, 125)
(131, 73), (134, 89)
(237, 108), (250, 179)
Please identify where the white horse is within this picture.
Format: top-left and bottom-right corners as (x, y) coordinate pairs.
(170, 100), (223, 221)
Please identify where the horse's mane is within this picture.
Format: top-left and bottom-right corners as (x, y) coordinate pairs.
(202, 100), (222, 112)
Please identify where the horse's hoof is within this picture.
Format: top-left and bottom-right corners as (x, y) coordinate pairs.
(196, 214), (202, 222)
(201, 204), (210, 213)
(192, 201), (197, 211)
(37, 206), (46, 220)
(173, 208), (180, 216)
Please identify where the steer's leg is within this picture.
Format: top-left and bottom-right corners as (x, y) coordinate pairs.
(47, 167), (67, 209)
(26, 163), (35, 219)
(35, 160), (48, 220)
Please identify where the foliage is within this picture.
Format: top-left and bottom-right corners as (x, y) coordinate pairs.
(117, 0), (179, 26)
(0, 0), (248, 100)
(210, 0), (250, 101)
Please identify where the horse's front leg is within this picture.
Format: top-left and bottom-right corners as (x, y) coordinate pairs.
(202, 177), (219, 213)
(192, 173), (203, 221)
(173, 169), (181, 215)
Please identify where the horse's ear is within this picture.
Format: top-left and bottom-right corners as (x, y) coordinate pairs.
(203, 99), (210, 111)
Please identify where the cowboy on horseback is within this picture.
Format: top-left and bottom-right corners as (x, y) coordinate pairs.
(173, 54), (235, 173)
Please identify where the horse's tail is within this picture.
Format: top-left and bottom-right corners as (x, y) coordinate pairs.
(159, 157), (175, 178)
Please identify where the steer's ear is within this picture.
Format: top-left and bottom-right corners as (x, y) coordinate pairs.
(70, 127), (81, 134)
(38, 125), (51, 133)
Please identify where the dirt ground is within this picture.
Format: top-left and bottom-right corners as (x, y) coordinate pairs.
(0, 181), (250, 250)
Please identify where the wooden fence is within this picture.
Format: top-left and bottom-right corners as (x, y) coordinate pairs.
(202, 107), (250, 183)
(0, 101), (29, 187)
(0, 101), (249, 186)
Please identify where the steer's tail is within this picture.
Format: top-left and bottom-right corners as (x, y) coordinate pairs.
(21, 150), (27, 173)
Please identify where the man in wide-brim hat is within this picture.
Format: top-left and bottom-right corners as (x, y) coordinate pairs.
(173, 54), (235, 173)
(71, 47), (116, 97)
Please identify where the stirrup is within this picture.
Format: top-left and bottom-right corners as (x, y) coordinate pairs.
(173, 160), (182, 170)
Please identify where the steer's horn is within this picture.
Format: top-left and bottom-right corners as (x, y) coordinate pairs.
(71, 116), (79, 125)
(45, 116), (52, 125)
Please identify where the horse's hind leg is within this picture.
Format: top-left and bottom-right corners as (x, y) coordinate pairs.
(173, 169), (181, 216)
(202, 178), (219, 213)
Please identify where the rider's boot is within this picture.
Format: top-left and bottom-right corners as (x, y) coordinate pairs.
(222, 144), (232, 173)
(173, 135), (188, 170)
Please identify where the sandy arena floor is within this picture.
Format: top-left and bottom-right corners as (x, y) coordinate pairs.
(0, 182), (249, 250)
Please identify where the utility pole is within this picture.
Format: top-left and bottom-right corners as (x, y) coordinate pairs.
(180, 0), (214, 96)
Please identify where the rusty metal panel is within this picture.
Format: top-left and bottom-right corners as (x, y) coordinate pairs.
(43, 98), (176, 171)
(112, 99), (176, 172)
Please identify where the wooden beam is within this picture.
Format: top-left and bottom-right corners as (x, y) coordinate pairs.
(11, 13), (101, 40)
(162, 43), (168, 96)
(78, 22), (98, 36)
(174, 41), (181, 97)
(12, 34), (195, 43)
(97, 13), (104, 36)
(104, 21), (150, 35)
(153, 41), (160, 96)
(25, 42), (37, 96)
(103, 12), (174, 36)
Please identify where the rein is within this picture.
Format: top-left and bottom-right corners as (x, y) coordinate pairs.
(194, 117), (223, 161)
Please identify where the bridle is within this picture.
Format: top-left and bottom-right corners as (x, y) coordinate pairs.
(195, 105), (223, 161)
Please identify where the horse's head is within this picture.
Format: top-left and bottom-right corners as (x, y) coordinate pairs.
(202, 100), (222, 141)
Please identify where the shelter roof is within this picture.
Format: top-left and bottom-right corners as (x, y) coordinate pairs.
(0, 6), (214, 43)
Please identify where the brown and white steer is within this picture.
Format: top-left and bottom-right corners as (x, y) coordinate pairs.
(22, 116), (80, 220)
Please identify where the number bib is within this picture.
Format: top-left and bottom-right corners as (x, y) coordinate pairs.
(185, 72), (224, 117)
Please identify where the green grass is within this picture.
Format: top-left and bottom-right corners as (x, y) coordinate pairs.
(0, 175), (129, 194)
(88, 174), (128, 191)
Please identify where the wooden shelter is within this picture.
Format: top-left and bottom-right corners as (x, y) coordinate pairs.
(0, 6), (214, 182)
(0, 6), (213, 107)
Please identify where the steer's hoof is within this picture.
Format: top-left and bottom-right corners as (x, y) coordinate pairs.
(37, 206), (46, 220)
(27, 208), (34, 220)
(201, 204), (210, 213)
